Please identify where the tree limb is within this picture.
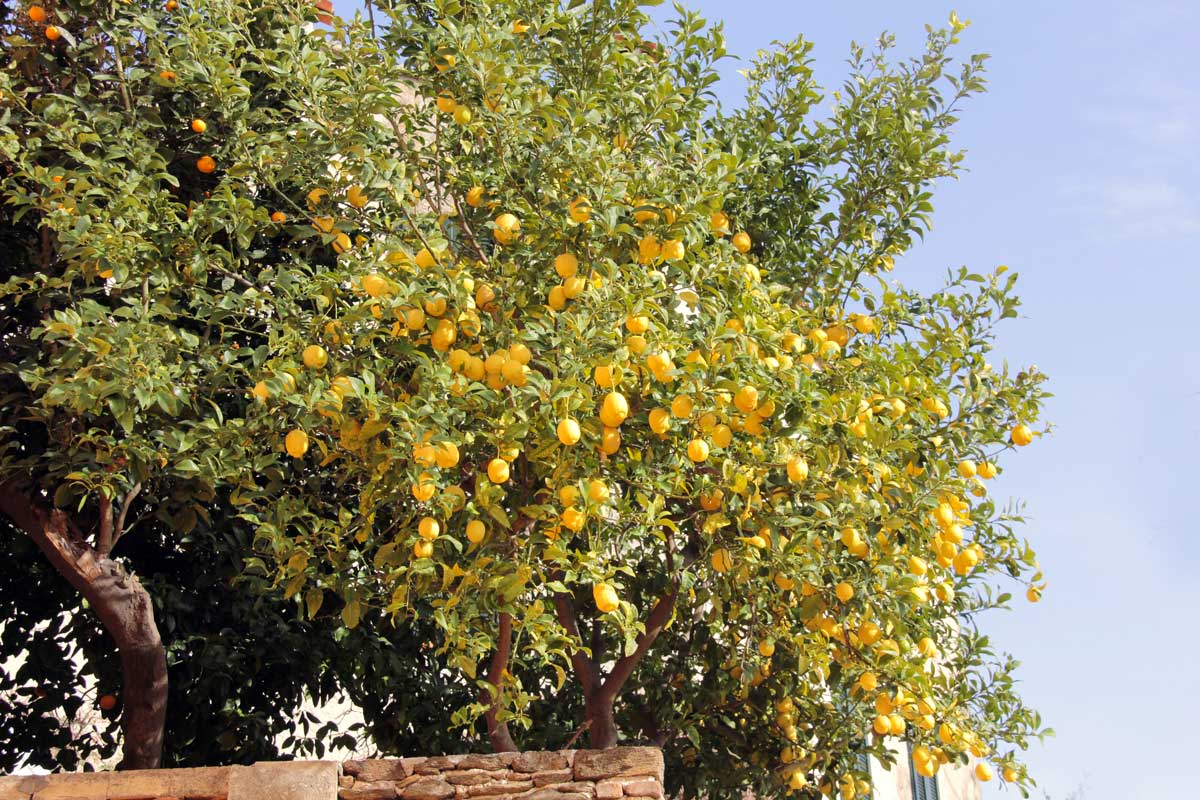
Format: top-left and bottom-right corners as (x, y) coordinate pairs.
(552, 587), (599, 696)
(111, 481), (142, 552)
(599, 589), (678, 702)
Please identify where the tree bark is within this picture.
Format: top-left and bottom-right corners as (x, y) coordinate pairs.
(554, 581), (679, 750)
(482, 611), (517, 752)
(0, 482), (168, 769)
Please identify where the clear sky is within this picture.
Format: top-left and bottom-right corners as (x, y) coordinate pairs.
(334, 3), (1200, 796)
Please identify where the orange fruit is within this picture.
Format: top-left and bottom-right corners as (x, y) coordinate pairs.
(44, 25), (61, 41)
(196, 155), (216, 174)
(270, 211), (287, 223)
(98, 694), (117, 711)
(29, 6), (47, 23)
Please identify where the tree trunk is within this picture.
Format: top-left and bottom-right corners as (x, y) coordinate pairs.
(482, 612), (517, 752)
(585, 690), (619, 749)
(0, 483), (168, 769)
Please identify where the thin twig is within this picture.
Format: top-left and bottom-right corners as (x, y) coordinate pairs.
(111, 481), (143, 551)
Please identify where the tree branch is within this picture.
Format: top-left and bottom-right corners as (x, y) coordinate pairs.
(599, 590), (678, 702)
(111, 481), (142, 552)
(552, 586), (599, 696)
(97, 494), (114, 556)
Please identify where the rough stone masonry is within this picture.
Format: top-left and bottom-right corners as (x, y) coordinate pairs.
(0, 747), (664, 800)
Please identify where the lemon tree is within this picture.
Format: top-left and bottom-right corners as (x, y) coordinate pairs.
(1, 0), (1050, 792)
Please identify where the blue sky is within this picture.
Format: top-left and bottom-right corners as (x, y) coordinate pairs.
(332, 2), (1200, 796)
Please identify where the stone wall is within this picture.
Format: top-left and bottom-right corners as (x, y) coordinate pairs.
(341, 748), (664, 800)
(0, 748), (664, 800)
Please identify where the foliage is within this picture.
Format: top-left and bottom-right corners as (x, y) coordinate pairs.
(1, 0), (1051, 796)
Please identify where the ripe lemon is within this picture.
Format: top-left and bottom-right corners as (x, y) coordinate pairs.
(625, 314), (650, 334)
(302, 345), (328, 369)
(786, 456), (808, 483)
(588, 479), (609, 503)
(731, 231), (752, 253)
(758, 639), (775, 657)
(599, 392), (629, 427)
(1011, 423), (1034, 446)
(671, 395), (694, 418)
(648, 408), (671, 434)
(418, 517), (440, 541)
(561, 506), (586, 531)
(557, 418), (581, 445)
(1002, 766), (1018, 783)
(662, 239), (685, 261)
(975, 764), (993, 782)
(568, 196), (592, 223)
(285, 429), (309, 458)
(252, 381), (269, 403)
(554, 253), (579, 278)
(978, 461), (997, 479)
(687, 439), (710, 462)
(347, 185), (368, 208)
(466, 519), (486, 544)
(835, 582), (854, 602)
(957, 459), (977, 478)
(487, 458), (510, 483)
(594, 364), (617, 387)
(361, 273), (389, 297)
(412, 473), (436, 502)
(434, 442), (459, 469)
(493, 212), (521, 244)
(466, 186), (485, 207)
(599, 426), (620, 454)
(453, 106), (472, 125)
(547, 285), (567, 310)
(593, 583), (619, 613)
(710, 211), (730, 235)
(712, 425), (733, 449)
(734, 385), (759, 414)
(699, 487), (723, 510)
(190, 118), (207, 134)
(413, 540), (434, 559)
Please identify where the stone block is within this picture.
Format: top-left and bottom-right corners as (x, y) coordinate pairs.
(533, 784), (594, 799)
(107, 766), (232, 799)
(444, 772), (498, 787)
(32, 772), (110, 800)
(466, 781), (533, 797)
(510, 754), (568, 775)
(594, 781), (623, 800)
(412, 758), (464, 776)
(0, 774), (48, 800)
(621, 780), (661, 799)
(572, 749), (663, 784)
(457, 755), (514, 772)
(228, 761), (338, 800)
(341, 782), (399, 800)
(344, 762), (410, 783)
(397, 776), (454, 800)
(530, 771), (573, 787)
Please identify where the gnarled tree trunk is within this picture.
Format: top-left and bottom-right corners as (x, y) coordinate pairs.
(0, 482), (168, 769)
(482, 611), (517, 752)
